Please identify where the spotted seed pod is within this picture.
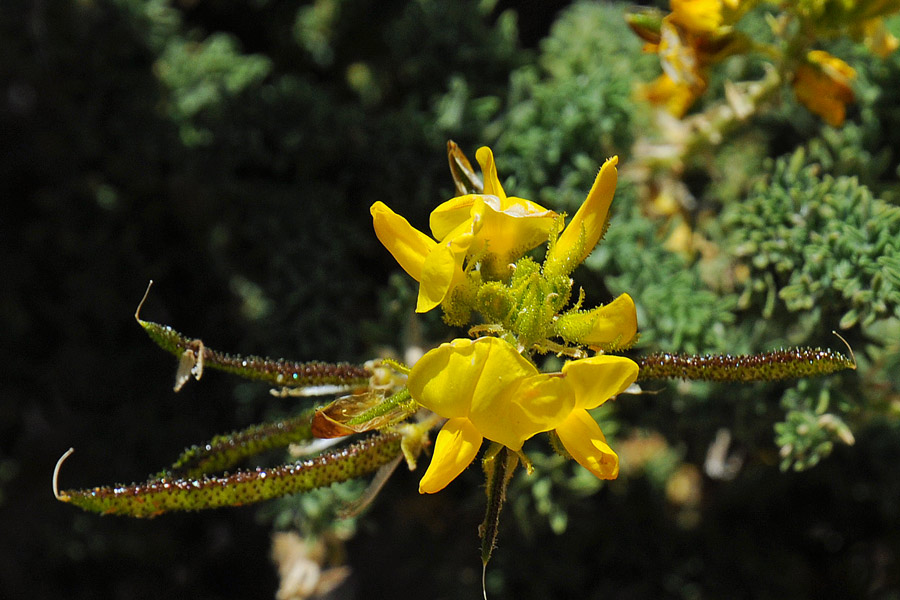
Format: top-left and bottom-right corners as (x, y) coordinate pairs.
(56, 434), (402, 518)
(138, 317), (370, 391)
(163, 409), (318, 480)
(636, 347), (855, 382)
(134, 282), (371, 392)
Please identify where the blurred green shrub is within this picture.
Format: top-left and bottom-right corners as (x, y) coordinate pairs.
(725, 149), (900, 331)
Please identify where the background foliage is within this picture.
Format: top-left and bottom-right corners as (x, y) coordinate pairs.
(3, 0), (900, 598)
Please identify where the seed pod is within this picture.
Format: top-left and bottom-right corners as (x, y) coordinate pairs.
(636, 347), (855, 382)
(164, 409), (318, 479)
(56, 434), (402, 518)
(136, 282), (370, 392)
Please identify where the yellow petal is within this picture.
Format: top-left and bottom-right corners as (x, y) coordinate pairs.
(549, 156), (619, 269)
(561, 355), (639, 410)
(556, 409), (619, 479)
(464, 338), (540, 418)
(475, 146), (507, 200)
(587, 293), (638, 347)
(430, 194), (479, 241)
(408, 339), (476, 419)
(470, 372), (575, 450)
(500, 195), (553, 214)
(809, 50), (856, 84)
(416, 243), (460, 312)
(415, 217), (474, 312)
(410, 337), (577, 451)
(472, 196), (558, 265)
(434, 147), (557, 269)
(419, 418), (483, 494)
(409, 337), (533, 419)
(371, 201), (434, 282)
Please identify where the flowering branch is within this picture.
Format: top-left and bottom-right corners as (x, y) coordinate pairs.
(55, 143), (858, 578)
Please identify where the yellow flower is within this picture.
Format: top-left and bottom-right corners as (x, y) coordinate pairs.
(408, 336), (639, 493)
(792, 50), (856, 127)
(545, 155), (619, 275)
(371, 147), (557, 312)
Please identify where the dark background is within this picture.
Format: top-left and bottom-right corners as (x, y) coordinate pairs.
(3, 1), (900, 598)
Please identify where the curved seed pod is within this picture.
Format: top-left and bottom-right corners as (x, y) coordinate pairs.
(142, 321), (371, 391)
(636, 347), (855, 382)
(163, 409), (317, 479)
(56, 434), (402, 518)
(136, 283), (370, 392)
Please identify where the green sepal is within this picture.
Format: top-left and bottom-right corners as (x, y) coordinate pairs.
(555, 310), (593, 346)
(347, 388), (416, 427)
(554, 306), (636, 351)
(475, 281), (515, 324)
(625, 7), (663, 44)
(547, 430), (572, 461)
(441, 271), (479, 328)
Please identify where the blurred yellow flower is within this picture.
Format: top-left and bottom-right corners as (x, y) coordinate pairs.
(861, 17), (900, 57)
(658, 16), (705, 90)
(631, 2), (746, 117)
(638, 72), (704, 118)
(670, 0), (724, 34)
(637, 16), (710, 117)
(792, 50), (856, 127)
(408, 336), (638, 493)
